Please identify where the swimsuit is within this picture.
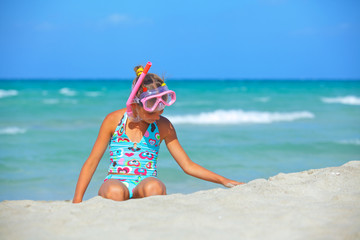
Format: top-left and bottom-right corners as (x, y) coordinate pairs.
(104, 112), (161, 198)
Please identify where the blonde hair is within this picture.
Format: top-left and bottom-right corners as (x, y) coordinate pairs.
(132, 65), (164, 98)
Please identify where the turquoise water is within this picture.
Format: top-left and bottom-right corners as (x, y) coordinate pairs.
(1, 80), (359, 201)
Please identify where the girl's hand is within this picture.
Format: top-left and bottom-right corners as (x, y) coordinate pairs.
(222, 179), (245, 188)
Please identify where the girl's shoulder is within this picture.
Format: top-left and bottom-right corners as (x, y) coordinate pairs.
(102, 108), (126, 132)
(157, 115), (176, 141)
(105, 108), (126, 122)
(158, 115), (172, 127)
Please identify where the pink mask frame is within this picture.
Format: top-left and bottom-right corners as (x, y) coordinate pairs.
(138, 86), (176, 112)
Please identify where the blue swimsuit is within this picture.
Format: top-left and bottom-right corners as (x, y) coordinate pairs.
(104, 112), (161, 198)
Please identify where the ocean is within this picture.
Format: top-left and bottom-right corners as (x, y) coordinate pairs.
(0, 80), (359, 201)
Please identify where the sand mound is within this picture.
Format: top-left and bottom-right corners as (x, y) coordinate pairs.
(1, 161), (359, 240)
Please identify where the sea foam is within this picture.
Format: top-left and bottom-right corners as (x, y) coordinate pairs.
(0, 127), (27, 135)
(321, 96), (360, 105)
(254, 97), (270, 103)
(43, 98), (60, 104)
(0, 89), (18, 99)
(338, 139), (360, 145)
(85, 91), (102, 97)
(168, 109), (314, 125)
(59, 88), (76, 96)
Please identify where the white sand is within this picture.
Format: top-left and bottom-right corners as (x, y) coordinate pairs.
(1, 161), (360, 240)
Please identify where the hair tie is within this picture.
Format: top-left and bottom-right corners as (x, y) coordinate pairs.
(136, 68), (144, 76)
(161, 83), (166, 87)
(143, 87), (148, 92)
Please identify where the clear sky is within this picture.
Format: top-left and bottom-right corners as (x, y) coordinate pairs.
(0, 0), (359, 79)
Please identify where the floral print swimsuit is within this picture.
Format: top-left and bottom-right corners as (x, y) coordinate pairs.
(104, 112), (161, 198)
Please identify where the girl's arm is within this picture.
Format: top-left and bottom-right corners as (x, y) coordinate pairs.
(160, 118), (244, 187)
(72, 113), (117, 203)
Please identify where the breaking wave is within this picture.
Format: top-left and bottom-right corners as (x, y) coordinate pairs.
(321, 96), (360, 105)
(338, 139), (360, 145)
(59, 88), (76, 96)
(0, 127), (27, 135)
(0, 89), (18, 99)
(167, 109), (315, 125)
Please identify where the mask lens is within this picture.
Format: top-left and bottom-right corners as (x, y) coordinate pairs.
(144, 97), (158, 110)
(161, 94), (168, 103)
(165, 92), (175, 104)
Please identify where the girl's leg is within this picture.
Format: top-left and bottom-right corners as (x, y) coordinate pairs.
(132, 177), (166, 198)
(98, 179), (130, 201)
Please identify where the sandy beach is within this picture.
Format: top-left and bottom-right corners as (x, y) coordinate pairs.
(1, 161), (359, 240)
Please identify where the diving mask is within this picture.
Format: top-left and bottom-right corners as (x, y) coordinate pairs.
(134, 85), (176, 112)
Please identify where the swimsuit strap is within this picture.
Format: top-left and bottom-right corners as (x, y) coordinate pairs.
(120, 112), (127, 126)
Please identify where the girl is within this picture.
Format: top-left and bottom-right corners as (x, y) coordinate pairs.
(73, 62), (243, 203)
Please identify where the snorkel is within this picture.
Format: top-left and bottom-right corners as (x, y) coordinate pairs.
(126, 61), (152, 119)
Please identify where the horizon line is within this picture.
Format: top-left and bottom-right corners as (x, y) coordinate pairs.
(1, 77), (360, 81)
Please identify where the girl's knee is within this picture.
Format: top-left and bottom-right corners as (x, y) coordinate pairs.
(143, 179), (166, 196)
(99, 182), (129, 201)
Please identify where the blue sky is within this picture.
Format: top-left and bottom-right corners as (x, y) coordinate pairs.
(0, 0), (359, 79)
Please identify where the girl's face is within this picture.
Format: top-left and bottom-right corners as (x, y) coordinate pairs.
(136, 105), (164, 123)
